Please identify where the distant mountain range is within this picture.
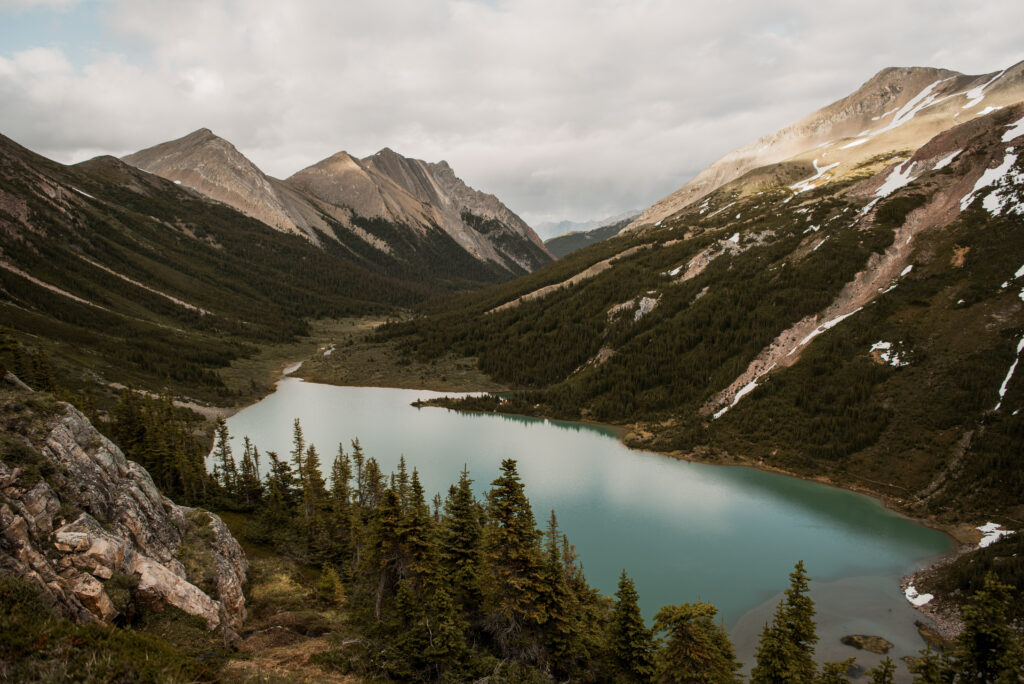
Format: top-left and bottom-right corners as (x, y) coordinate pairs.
(123, 129), (552, 276)
(542, 211), (640, 258)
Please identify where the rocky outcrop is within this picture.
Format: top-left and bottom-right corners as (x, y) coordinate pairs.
(0, 391), (246, 633)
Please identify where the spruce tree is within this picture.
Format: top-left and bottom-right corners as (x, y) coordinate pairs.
(541, 511), (587, 679)
(750, 561), (818, 684)
(654, 601), (741, 683)
(483, 459), (546, 662)
(950, 572), (1024, 682)
(441, 467), (485, 621)
(868, 657), (896, 684)
(212, 417), (238, 496)
(238, 437), (263, 508)
(608, 570), (657, 683)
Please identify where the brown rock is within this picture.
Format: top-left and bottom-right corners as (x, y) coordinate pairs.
(92, 565), (112, 580)
(72, 573), (117, 622)
(841, 634), (894, 654)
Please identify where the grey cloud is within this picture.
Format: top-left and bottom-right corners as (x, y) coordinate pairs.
(1, 0), (1022, 224)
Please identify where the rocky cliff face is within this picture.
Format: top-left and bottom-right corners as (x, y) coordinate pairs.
(290, 147), (552, 273)
(629, 60), (1024, 230)
(0, 383), (246, 633)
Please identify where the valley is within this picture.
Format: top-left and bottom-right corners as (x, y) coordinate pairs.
(2, 50), (1023, 683)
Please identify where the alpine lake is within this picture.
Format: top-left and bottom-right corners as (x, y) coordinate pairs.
(219, 371), (952, 678)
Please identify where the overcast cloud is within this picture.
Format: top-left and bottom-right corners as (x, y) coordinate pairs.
(1, 0), (1023, 228)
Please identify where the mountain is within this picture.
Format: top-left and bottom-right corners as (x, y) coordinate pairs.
(123, 130), (552, 277)
(544, 211), (640, 258)
(0, 130), (443, 402)
(374, 62), (1024, 530)
(534, 218), (593, 240)
(628, 61), (1024, 230)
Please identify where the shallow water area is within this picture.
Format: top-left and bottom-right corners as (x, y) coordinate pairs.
(220, 378), (951, 678)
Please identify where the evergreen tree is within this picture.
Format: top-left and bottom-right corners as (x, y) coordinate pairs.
(212, 417), (238, 495)
(424, 585), (472, 681)
(869, 657), (896, 684)
(750, 561), (818, 684)
(950, 572), (1024, 682)
(400, 469), (438, 593)
(483, 459), (546, 662)
(291, 419), (307, 516)
(654, 601), (741, 683)
(608, 570), (657, 683)
(441, 467), (485, 623)
(541, 511), (587, 679)
(238, 437), (263, 508)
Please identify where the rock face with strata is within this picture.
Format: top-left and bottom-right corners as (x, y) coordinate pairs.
(0, 391), (246, 632)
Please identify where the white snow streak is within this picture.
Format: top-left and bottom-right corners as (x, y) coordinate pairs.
(1003, 116), (1024, 143)
(840, 138), (869, 149)
(960, 151), (1020, 213)
(962, 69), (1005, 109)
(790, 159), (840, 194)
(993, 337), (1024, 412)
(900, 264), (914, 277)
(72, 187), (95, 199)
(876, 161), (917, 197)
(977, 522), (1015, 548)
(707, 201), (737, 219)
(933, 149), (962, 170)
(974, 105), (1003, 117)
(713, 379), (759, 420)
(797, 308), (863, 348)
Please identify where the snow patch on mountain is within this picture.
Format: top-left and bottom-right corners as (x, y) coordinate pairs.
(876, 161), (917, 197)
(962, 69), (1006, 109)
(977, 522), (1015, 548)
(960, 151), (1021, 213)
(993, 336), (1024, 412)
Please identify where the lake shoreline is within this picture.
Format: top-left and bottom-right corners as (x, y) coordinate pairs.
(224, 359), (966, 649)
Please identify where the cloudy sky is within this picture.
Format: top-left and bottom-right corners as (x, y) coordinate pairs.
(1, 0), (1023, 232)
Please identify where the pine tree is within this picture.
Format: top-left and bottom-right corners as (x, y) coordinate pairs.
(303, 444), (328, 525)
(238, 437), (263, 508)
(212, 417), (238, 496)
(400, 469), (437, 593)
(441, 467), (485, 618)
(608, 570), (657, 683)
(868, 657), (896, 684)
(750, 561), (818, 684)
(654, 601), (741, 683)
(950, 572), (1024, 682)
(483, 459), (546, 662)
(541, 511), (587, 679)
(291, 419), (306, 510)
(424, 585), (471, 681)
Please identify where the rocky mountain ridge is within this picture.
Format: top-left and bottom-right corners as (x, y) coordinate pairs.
(124, 129), (552, 276)
(629, 60), (1024, 231)
(0, 378), (246, 634)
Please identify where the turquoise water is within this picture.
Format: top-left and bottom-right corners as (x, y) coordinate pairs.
(221, 378), (950, 667)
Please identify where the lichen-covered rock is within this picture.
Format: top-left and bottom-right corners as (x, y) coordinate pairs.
(0, 393), (247, 632)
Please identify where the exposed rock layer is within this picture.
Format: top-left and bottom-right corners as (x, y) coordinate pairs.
(0, 390), (246, 632)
